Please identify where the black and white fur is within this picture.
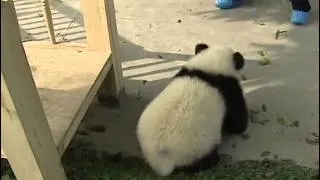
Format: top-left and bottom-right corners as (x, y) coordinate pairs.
(136, 43), (248, 176)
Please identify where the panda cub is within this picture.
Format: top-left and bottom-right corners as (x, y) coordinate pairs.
(136, 43), (248, 176)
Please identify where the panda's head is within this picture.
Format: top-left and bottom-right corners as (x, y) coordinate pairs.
(185, 43), (245, 78)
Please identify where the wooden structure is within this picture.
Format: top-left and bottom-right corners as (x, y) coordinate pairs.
(1, 0), (123, 179)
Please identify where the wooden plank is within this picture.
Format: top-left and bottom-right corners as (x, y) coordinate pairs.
(23, 41), (88, 51)
(40, 0), (56, 44)
(1, 1), (66, 180)
(22, 44), (112, 155)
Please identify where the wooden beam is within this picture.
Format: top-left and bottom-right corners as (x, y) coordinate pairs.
(104, 0), (123, 97)
(58, 55), (113, 155)
(20, 43), (112, 156)
(1, 1), (66, 179)
(81, 0), (111, 52)
(81, 0), (123, 97)
(40, 0), (56, 44)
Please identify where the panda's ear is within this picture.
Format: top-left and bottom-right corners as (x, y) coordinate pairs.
(233, 52), (245, 70)
(195, 43), (209, 55)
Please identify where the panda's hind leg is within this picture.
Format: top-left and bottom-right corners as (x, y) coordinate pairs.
(176, 147), (220, 174)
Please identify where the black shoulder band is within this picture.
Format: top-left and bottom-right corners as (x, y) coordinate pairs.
(174, 67), (236, 88)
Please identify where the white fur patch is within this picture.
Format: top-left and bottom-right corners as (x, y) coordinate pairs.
(137, 78), (225, 176)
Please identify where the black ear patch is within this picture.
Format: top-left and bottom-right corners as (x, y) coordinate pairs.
(195, 43), (209, 55)
(233, 52), (244, 70)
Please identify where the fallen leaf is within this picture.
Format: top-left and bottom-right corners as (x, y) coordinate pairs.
(277, 116), (286, 125)
(289, 120), (300, 128)
(260, 151), (271, 157)
(312, 132), (319, 137)
(258, 119), (270, 125)
(258, 57), (272, 66)
(77, 131), (89, 136)
(257, 50), (266, 57)
(275, 29), (288, 40)
(261, 104), (267, 112)
(305, 137), (319, 145)
(142, 80), (147, 85)
(240, 133), (250, 140)
(255, 20), (266, 26)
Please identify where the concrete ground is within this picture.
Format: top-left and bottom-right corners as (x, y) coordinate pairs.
(15, 0), (318, 168)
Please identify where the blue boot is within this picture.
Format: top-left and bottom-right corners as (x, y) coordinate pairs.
(291, 10), (310, 25)
(215, 0), (242, 9)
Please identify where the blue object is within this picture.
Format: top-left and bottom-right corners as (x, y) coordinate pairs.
(291, 10), (310, 25)
(215, 0), (242, 9)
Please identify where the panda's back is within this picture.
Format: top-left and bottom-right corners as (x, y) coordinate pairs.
(137, 76), (225, 166)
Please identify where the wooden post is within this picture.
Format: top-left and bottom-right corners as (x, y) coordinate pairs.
(104, 0), (123, 97)
(40, 0), (56, 44)
(81, 0), (123, 98)
(1, 1), (66, 179)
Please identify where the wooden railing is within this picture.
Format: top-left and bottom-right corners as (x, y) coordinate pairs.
(40, 0), (56, 44)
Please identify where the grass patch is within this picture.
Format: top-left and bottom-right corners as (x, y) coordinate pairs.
(3, 144), (318, 180)
(63, 147), (319, 180)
